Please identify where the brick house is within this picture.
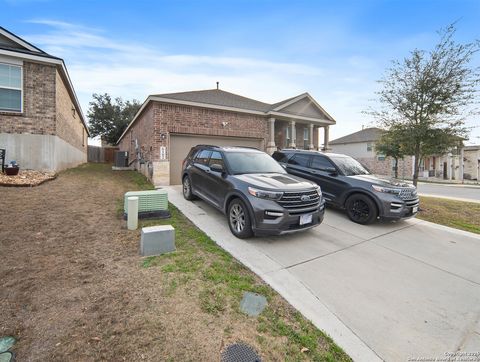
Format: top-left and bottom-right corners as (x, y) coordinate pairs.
(117, 88), (336, 185)
(329, 127), (472, 181)
(329, 127), (414, 178)
(0, 26), (89, 171)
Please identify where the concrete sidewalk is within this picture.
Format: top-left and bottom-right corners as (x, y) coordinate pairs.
(165, 186), (480, 361)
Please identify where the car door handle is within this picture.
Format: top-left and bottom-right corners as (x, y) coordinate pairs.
(310, 170), (318, 174)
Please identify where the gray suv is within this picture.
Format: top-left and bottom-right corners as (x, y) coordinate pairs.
(273, 149), (419, 224)
(181, 145), (325, 238)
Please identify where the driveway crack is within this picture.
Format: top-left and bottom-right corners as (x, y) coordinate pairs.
(373, 242), (480, 287)
(286, 222), (417, 269)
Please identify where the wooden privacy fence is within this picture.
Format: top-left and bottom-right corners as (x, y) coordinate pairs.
(87, 146), (118, 163)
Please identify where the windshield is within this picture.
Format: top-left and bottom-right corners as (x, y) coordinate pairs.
(329, 156), (370, 176)
(225, 152), (286, 175)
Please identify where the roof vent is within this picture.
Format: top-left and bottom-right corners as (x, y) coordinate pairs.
(216, 81), (219, 90)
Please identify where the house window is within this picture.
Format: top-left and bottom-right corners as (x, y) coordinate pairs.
(286, 126), (291, 147)
(377, 154), (386, 161)
(303, 128), (309, 149)
(367, 142), (373, 152)
(0, 63), (22, 112)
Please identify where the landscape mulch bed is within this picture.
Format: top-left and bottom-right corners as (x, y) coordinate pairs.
(0, 170), (56, 187)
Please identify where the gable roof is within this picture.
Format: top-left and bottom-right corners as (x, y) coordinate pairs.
(118, 89), (336, 144)
(153, 89), (272, 113)
(0, 27), (89, 135)
(330, 127), (384, 145)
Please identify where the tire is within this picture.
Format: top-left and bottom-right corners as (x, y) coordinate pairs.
(227, 198), (253, 238)
(345, 194), (378, 225)
(182, 175), (196, 201)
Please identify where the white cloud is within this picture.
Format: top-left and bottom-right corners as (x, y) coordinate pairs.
(22, 20), (480, 143)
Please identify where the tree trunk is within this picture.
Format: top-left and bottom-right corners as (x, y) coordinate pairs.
(413, 152), (421, 187)
(395, 159), (399, 179)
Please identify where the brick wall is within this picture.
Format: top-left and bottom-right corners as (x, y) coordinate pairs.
(0, 61), (56, 135)
(55, 70), (87, 152)
(119, 101), (268, 163)
(118, 102), (155, 164)
(357, 156), (413, 178)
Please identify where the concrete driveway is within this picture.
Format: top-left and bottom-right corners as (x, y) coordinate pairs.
(165, 186), (480, 361)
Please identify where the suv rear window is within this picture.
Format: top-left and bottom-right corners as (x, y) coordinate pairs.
(195, 149), (212, 165)
(287, 154), (311, 167)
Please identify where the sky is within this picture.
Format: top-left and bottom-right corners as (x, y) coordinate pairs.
(1, 0), (479, 145)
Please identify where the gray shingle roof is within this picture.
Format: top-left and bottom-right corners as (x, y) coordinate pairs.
(330, 127), (384, 145)
(153, 89), (273, 112)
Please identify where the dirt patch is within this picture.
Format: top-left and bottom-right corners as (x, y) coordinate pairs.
(0, 170), (56, 187)
(0, 163), (349, 361)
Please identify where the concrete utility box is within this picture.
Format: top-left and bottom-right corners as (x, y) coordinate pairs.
(140, 225), (175, 256)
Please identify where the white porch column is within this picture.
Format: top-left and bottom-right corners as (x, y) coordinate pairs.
(322, 125), (330, 151)
(308, 124), (315, 150)
(266, 117), (276, 155)
(290, 120), (296, 148)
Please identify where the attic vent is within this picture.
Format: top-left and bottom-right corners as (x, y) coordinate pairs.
(124, 190), (169, 219)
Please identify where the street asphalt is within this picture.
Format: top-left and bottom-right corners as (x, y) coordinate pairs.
(166, 185), (480, 362)
(417, 182), (480, 202)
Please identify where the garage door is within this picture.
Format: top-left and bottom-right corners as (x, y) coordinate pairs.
(169, 134), (264, 185)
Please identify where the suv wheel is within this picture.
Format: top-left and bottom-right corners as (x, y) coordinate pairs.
(182, 176), (195, 200)
(228, 199), (253, 238)
(345, 194), (378, 224)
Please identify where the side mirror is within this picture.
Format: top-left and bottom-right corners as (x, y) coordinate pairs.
(210, 163), (224, 173)
(323, 166), (337, 175)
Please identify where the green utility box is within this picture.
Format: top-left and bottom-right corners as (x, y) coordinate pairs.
(124, 189), (170, 219)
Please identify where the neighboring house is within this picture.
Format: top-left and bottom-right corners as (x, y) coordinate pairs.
(329, 127), (414, 178)
(117, 88), (336, 185)
(330, 127), (471, 181)
(463, 145), (480, 181)
(0, 26), (89, 171)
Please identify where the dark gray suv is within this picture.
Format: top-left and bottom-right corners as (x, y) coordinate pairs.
(181, 145), (325, 238)
(273, 149), (419, 224)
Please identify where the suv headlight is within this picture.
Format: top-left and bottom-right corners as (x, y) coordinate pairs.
(248, 187), (283, 200)
(314, 185), (322, 197)
(372, 185), (401, 195)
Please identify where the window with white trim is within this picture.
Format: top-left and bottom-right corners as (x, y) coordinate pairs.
(0, 63), (22, 112)
(286, 126), (291, 147)
(303, 127), (309, 149)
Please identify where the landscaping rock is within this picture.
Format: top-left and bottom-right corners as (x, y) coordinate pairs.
(0, 170), (55, 187)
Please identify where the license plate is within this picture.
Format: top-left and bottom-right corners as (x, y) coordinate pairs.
(412, 206), (418, 213)
(300, 213), (313, 225)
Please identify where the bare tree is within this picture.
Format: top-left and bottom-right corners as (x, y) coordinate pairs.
(369, 24), (480, 186)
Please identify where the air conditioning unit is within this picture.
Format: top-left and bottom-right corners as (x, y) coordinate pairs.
(115, 151), (129, 167)
(123, 189), (170, 219)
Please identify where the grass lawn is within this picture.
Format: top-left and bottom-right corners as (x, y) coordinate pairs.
(137, 189), (350, 361)
(0, 163), (350, 361)
(417, 196), (480, 234)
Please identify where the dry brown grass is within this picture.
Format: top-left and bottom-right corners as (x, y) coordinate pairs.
(0, 163), (350, 361)
(417, 196), (480, 234)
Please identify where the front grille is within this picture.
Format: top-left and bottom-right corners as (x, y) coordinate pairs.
(398, 188), (418, 201)
(277, 190), (320, 212)
(404, 199), (419, 207)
